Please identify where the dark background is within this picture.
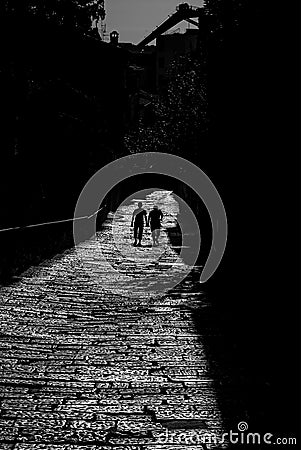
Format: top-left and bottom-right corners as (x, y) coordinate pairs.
(203, 0), (300, 439)
(0, 0), (299, 443)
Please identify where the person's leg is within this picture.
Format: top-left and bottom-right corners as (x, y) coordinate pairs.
(151, 229), (156, 245)
(155, 229), (160, 244)
(133, 223), (138, 245)
(137, 224), (143, 246)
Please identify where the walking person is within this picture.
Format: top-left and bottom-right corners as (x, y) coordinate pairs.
(131, 202), (147, 246)
(147, 205), (163, 246)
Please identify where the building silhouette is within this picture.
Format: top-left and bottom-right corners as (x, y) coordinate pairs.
(156, 28), (199, 89)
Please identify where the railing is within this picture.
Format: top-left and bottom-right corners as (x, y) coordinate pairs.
(0, 206), (106, 233)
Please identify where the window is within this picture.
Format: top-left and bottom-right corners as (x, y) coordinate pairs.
(158, 57), (165, 69)
(157, 39), (165, 51)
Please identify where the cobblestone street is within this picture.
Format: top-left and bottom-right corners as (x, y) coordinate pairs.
(0, 190), (227, 449)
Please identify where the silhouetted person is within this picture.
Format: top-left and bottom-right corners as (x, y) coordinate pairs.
(148, 205), (163, 246)
(131, 202), (147, 246)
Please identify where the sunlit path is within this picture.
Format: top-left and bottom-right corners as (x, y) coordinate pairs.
(0, 190), (228, 449)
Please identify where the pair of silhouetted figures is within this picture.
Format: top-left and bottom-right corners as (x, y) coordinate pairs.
(131, 202), (163, 247)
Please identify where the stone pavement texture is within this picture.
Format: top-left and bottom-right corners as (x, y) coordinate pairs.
(0, 190), (228, 449)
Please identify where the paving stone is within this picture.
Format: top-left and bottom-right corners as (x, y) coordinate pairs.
(0, 190), (226, 448)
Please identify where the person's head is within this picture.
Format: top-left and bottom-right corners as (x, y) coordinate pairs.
(138, 202), (143, 208)
(153, 205), (158, 210)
